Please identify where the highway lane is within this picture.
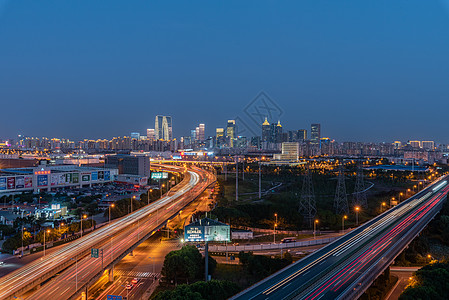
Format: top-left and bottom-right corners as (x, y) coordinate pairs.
(25, 165), (214, 300)
(231, 177), (449, 300)
(0, 165), (214, 300)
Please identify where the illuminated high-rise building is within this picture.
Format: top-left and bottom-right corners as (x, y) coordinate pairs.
(198, 123), (205, 141)
(226, 120), (236, 147)
(155, 115), (173, 141)
(262, 117), (271, 142)
(146, 129), (155, 141)
(311, 123), (321, 145)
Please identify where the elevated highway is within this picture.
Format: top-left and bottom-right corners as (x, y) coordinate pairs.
(232, 176), (449, 300)
(0, 164), (215, 300)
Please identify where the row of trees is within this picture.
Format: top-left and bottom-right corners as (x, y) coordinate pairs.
(153, 280), (240, 300)
(400, 262), (449, 299)
(2, 219), (95, 252)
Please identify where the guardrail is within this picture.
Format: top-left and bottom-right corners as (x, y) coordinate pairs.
(209, 236), (339, 252)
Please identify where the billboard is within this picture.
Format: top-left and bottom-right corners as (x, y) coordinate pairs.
(0, 178), (6, 190)
(15, 176), (25, 189)
(82, 174), (90, 182)
(72, 173), (79, 184)
(51, 174), (58, 186)
(98, 171), (104, 180)
(151, 172), (168, 179)
(7, 177), (15, 190)
(37, 175), (48, 187)
(104, 171), (110, 181)
(184, 221), (230, 242)
(25, 176), (33, 188)
(91, 171), (98, 181)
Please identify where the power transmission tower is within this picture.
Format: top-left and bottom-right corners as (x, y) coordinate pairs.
(334, 163), (349, 215)
(299, 164), (316, 228)
(353, 160), (367, 208)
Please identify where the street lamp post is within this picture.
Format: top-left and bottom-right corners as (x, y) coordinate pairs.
(399, 192), (403, 202)
(314, 219), (319, 239)
(355, 206), (360, 226)
(109, 204), (115, 225)
(131, 196), (136, 213)
(149, 256), (155, 279)
(80, 214), (87, 238)
(380, 202), (386, 213)
(274, 213), (278, 244)
(147, 189), (153, 205)
(342, 215), (347, 232)
(43, 229), (50, 256)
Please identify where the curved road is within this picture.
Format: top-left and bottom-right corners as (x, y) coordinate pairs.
(0, 164), (215, 300)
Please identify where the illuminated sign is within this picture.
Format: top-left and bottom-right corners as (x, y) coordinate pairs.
(0, 178), (6, 190)
(151, 172), (168, 179)
(104, 171), (110, 181)
(15, 176), (25, 189)
(72, 173), (79, 184)
(184, 218), (230, 242)
(24, 176), (32, 188)
(91, 172), (98, 181)
(37, 175), (48, 187)
(7, 177), (15, 189)
(82, 174), (90, 182)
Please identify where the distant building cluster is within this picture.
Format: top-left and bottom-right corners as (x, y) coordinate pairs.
(2, 114), (449, 165)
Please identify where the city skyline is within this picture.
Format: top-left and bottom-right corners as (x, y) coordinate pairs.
(2, 1), (449, 142)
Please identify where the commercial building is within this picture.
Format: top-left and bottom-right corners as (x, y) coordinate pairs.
(105, 154), (151, 177)
(311, 123), (321, 145)
(226, 120), (236, 147)
(146, 129), (155, 141)
(0, 165), (118, 194)
(198, 123), (205, 141)
(274, 142), (300, 161)
(35, 204), (68, 219)
(155, 115), (173, 141)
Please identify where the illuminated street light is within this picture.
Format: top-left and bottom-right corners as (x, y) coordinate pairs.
(342, 215), (347, 232)
(109, 204), (115, 225)
(355, 206), (360, 225)
(43, 229), (50, 256)
(313, 219), (319, 239)
(80, 214), (87, 238)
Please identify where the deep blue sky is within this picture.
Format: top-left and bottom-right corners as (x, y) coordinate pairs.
(1, 0), (449, 143)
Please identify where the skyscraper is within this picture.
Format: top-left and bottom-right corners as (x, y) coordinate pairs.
(311, 124), (321, 145)
(146, 129), (155, 141)
(226, 120), (236, 147)
(262, 117), (271, 143)
(198, 123), (205, 141)
(298, 129), (307, 141)
(155, 115), (173, 141)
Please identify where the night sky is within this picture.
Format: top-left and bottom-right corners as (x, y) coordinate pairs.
(1, 0), (449, 142)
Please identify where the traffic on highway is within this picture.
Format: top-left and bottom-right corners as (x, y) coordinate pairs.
(0, 164), (215, 300)
(231, 176), (449, 300)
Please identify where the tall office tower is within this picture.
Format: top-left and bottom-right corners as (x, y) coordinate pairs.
(262, 117), (271, 142)
(130, 132), (140, 140)
(269, 120), (283, 144)
(311, 123), (321, 145)
(198, 123), (205, 141)
(216, 128), (225, 148)
(190, 129), (196, 142)
(216, 128), (224, 138)
(146, 129), (155, 141)
(155, 115), (173, 141)
(226, 120), (236, 147)
(298, 129), (307, 141)
(195, 127), (200, 141)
